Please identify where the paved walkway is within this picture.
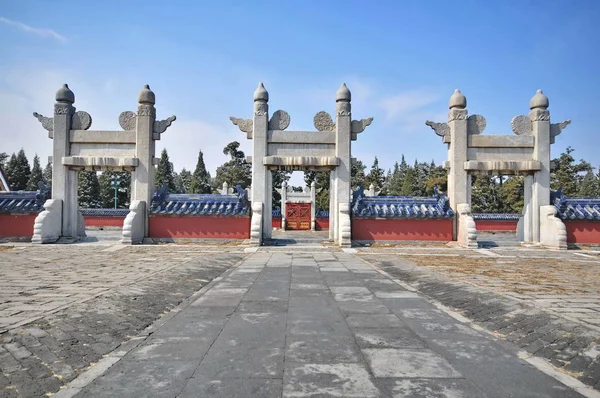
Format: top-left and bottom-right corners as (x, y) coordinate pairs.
(65, 251), (588, 397)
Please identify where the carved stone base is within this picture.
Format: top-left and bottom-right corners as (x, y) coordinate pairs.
(338, 203), (352, 247)
(540, 205), (567, 250)
(456, 203), (478, 249)
(32, 199), (62, 244)
(250, 202), (263, 246)
(121, 201), (146, 244)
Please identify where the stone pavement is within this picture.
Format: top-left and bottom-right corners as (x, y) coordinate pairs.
(0, 243), (245, 397)
(60, 251), (590, 397)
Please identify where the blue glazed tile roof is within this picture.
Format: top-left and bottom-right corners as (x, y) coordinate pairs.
(316, 210), (329, 218)
(552, 189), (600, 221)
(473, 213), (521, 221)
(80, 208), (130, 217)
(351, 186), (454, 219)
(0, 183), (50, 214)
(150, 184), (250, 216)
(272, 209), (281, 218)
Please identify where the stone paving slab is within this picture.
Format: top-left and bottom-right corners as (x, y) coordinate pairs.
(66, 251), (588, 397)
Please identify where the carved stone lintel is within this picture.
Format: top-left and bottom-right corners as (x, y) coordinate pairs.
(254, 102), (268, 117)
(511, 115), (531, 135)
(154, 115), (176, 134)
(54, 103), (71, 115)
(119, 111), (137, 130)
(529, 108), (550, 122)
(467, 114), (486, 135)
(71, 111), (92, 130)
(230, 117), (253, 139)
(336, 102), (351, 117)
(314, 111), (335, 131)
(448, 109), (468, 121)
(425, 121), (450, 137)
(351, 118), (373, 134)
(550, 120), (571, 144)
(33, 112), (54, 137)
(268, 110), (290, 130)
(137, 104), (156, 118)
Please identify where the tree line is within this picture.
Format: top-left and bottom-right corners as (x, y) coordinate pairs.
(2, 144), (599, 212)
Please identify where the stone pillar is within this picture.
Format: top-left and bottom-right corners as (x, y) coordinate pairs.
(52, 84), (80, 239)
(447, 90), (469, 240)
(310, 181), (316, 231)
(281, 181), (287, 230)
(131, 85), (157, 236)
(523, 174), (534, 242)
(335, 84), (352, 246)
(530, 90), (551, 243)
(329, 171), (336, 240)
(265, 170), (273, 239)
(251, 83), (269, 244)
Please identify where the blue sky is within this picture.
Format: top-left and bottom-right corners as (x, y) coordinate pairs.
(1, 0), (599, 186)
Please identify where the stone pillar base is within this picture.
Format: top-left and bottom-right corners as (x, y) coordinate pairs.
(32, 199), (62, 244)
(121, 201), (146, 244)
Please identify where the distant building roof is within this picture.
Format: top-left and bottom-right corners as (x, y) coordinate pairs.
(351, 186), (454, 219)
(473, 213), (521, 221)
(149, 184), (250, 216)
(80, 208), (130, 217)
(0, 184), (50, 214)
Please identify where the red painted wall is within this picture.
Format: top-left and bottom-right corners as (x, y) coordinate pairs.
(0, 214), (36, 238)
(476, 220), (518, 231)
(149, 216), (250, 239)
(272, 217), (282, 228)
(316, 217), (329, 230)
(565, 221), (600, 244)
(84, 216), (125, 228)
(352, 219), (453, 241)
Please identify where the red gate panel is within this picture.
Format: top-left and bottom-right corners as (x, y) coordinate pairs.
(286, 203), (311, 230)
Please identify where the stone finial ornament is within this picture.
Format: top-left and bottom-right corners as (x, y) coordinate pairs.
(449, 89), (466, 109)
(530, 89), (549, 110)
(138, 84), (155, 105)
(71, 111), (92, 130)
(351, 118), (373, 134)
(314, 111), (336, 131)
(511, 115), (531, 135)
(425, 121), (450, 137)
(336, 83), (351, 102)
(154, 115), (177, 134)
(254, 82), (269, 102)
(467, 114), (486, 135)
(268, 110), (290, 130)
(550, 120), (571, 144)
(56, 84), (75, 104)
(33, 112), (54, 134)
(119, 111), (137, 130)
(230, 117), (254, 138)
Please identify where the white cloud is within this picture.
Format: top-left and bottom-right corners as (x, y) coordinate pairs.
(0, 16), (66, 42)
(378, 90), (442, 122)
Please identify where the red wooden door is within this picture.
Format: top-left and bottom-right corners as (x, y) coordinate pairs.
(286, 203), (311, 230)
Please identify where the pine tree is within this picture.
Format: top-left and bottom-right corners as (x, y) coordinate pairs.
(550, 147), (592, 197)
(272, 170), (292, 208)
(191, 150), (212, 194)
(27, 154), (44, 191)
(304, 171), (330, 210)
(400, 168), (418, 196)
(43, 161), (52, 185)
(424, 163), (448, 196)
(6, 149), (31, 191)
(499, 176), (524, 213)
(351, 159), (366, 190)
(155, 149), (176, 192)
(388, 162), (402, 195)
(471, 175), (502, 213)
(579, 169), (600, 197)
(78, 171), (101, 208)
(364, 157), (385, 193)
(177, 168), (193, 194)
(0, 152), (8, 169)
(5, 153), (18, 190)
(214, 141), (252, 189)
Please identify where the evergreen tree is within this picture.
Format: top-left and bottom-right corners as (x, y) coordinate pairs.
(0, 152), (8, 169)
(579, 169), (600, 197)
(304, 171), (330, 210)
(471, 175), (502, 213)
(388, 162), (403, 195)
(364, 157), (385, 193)
(550, 147), (591, 197)
(191, 150), (212, 194)
(272, 170), (292, 209)
(78, 171), (101, 208)
(499, 176), (524, 213)
(351, 159), (366, 190)
(43, 161), (52, 185)
(424, 163), (448, 196)
(413, 160), (431, 196)
(27, 154), (44, 190)
(400, 168), (417, 196)
(99, 171), (131, 208)
(155, 149), (176, 192)
(6, 150), (31, 191)
(214, 141), (252, 189)
(177, 168), (193, 194)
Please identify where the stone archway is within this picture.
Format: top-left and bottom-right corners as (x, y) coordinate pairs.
(230, 83), (373, 247)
